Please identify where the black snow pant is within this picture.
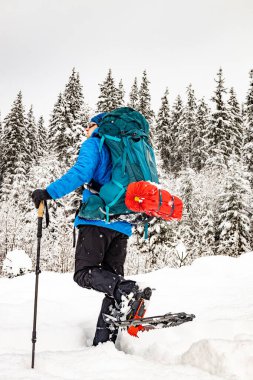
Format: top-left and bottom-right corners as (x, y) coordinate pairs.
(73, 225), (136, 346)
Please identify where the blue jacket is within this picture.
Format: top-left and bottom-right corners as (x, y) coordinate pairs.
(46, 130), (132, 236)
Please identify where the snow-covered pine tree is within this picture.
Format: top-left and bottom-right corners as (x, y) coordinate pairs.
(47, 70), (89, 234)
(47, 92), (75, 227)
(179, 84), (197, 170)
(117, 79), (125, 107)
(0, 92), (28, 202)
(64, 69), (85, 116)
(26, 106), (38, 164)
(47, 93), (67, 164)
(128, 77), (139, 109)
(227, 87), (243, 160)
(217, 158), (252, 257)
(0, 93), (34, 269)
(243, 69), (253, 187)
(204, 68), (230, 169)
(48, 69), (88, 167)
(138, 70), (155, 125)
(63, 69), (90, 218)
(96, 69), (120, 112)
(156, 88), (172, 173)
(193, 98), (210, 171)
(37, 116), (48, 158)
(63, 68), (89, 163)
(170, 95), (184, 175)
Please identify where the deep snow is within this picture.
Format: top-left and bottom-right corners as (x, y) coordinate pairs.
(0, 252), (253, 380)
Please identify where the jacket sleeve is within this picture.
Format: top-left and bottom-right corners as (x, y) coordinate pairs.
(46, 138), (100, 199)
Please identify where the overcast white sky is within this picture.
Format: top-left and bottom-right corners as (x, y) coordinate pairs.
(0, 0), (252, 123)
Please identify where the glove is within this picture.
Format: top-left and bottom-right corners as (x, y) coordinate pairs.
(32, 189), (52, 209)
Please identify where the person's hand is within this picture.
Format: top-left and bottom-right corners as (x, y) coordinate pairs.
(32, 189), (52, 209)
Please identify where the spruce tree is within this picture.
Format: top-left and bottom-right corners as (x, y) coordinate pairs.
(205, 68), (230, 168)
(64, 69), (85, 118)
(117, 79), (125, 107)
(179, 84), (197, 170)
(26, 106), (38, 164)
(47, 70), (89, 232)
(96, 69), (120, 112)
(0, 92), (28, 201)
(168, 95), (184, 175)
(156, 88), (171, 173)
(194, 98), (210, 171)
(48, 93), (67, 164)
(128, 77), (139, 109)
(63, 68), (89, 162)
(48, 69), (88, 167)
(227, 87), (243, 159)
(37, 116), (48, 157)
(217, 158), (252, 256)
(243, 69), (253, 187)
(47, 92), (79, 229)
(63, 69), (89, 215)
(138, 70), (155, 124)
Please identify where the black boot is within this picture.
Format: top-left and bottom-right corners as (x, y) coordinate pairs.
(117, 284), (152, 321)
(93, 295), (118, 346)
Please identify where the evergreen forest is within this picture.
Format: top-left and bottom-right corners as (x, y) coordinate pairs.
(0, 67), (252, 275)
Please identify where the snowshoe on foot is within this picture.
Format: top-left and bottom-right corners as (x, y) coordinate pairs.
(104, 312), (196, 337)
(120, 285), (152, 337)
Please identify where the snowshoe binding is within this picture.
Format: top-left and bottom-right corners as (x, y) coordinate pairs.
(111, 284), (152, 337)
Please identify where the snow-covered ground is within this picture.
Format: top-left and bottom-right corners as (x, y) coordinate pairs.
(0, 253), (253, 380)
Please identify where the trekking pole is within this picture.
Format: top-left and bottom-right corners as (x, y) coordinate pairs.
(31, 201), (44, 369)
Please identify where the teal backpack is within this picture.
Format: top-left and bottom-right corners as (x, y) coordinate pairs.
(78, 107), (159, 222)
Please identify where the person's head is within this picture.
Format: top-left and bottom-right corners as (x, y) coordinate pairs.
(85, 112), (107, 138)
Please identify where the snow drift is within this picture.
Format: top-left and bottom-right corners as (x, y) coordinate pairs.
(0, 252), (253, 380)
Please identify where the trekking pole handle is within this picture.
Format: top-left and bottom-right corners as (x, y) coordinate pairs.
(38, 201), (44, 218)
(37, 202), (44, 239)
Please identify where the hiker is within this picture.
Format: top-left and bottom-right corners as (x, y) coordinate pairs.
(32, 112), (151, 346)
